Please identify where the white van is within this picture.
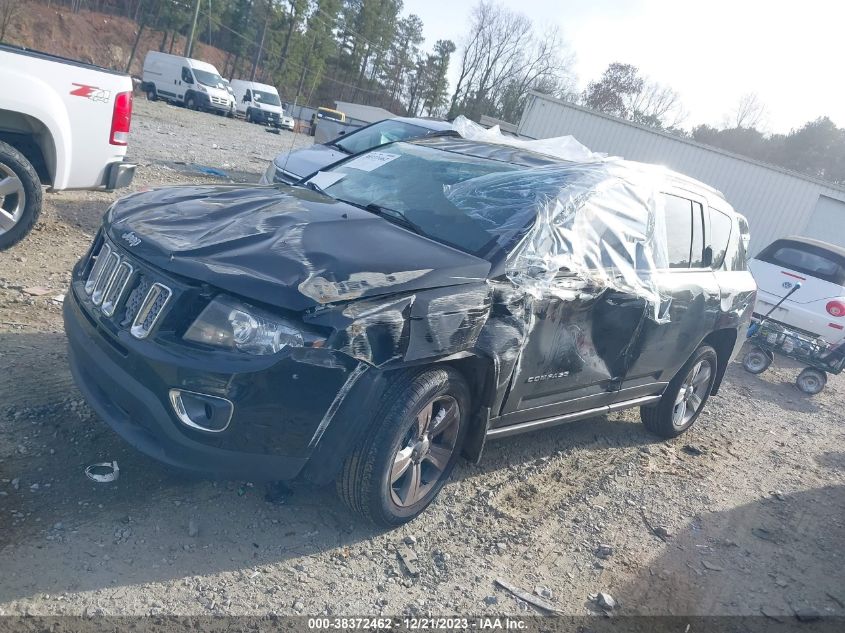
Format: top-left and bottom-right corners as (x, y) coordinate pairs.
(141, 52), (234, 116)
(230, 79), (294, 130)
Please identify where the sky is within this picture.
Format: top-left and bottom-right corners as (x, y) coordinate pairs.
(402, 0), (844, 134)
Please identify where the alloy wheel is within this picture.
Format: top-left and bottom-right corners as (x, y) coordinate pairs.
(389, 395), (460, 508)
(0, 162), (25, 236)
(672, 359), (713, 428)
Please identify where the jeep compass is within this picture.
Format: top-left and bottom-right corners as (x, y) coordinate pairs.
(64, 136), (756, 525)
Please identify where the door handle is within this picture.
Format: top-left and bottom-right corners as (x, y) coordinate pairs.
(658, 297), (673, 320)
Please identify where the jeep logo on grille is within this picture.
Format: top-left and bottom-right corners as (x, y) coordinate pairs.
(121, 231), (141, 247)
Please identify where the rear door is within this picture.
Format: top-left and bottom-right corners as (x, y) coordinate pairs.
(624, 191), (722, 387)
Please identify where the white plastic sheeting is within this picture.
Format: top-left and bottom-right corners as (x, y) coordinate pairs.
(451, 115), (606, 163)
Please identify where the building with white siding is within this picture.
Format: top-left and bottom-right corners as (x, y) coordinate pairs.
(517, 91), (845, 254)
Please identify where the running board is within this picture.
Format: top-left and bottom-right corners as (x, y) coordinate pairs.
(485, 395), (662, 439)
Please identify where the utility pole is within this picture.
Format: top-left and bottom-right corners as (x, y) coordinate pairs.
(250, 3), (271, 81)
(184, 0), (201, 58)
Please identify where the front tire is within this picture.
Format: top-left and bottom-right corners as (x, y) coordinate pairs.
(0, 140), (42, 250)
(185, 95), (196, 110)
(336, 368), (470, 527)
(641, 345), (718, 438)
(146, 86), (157, 101)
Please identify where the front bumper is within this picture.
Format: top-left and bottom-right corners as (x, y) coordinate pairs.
(251, 109), (282, 126)
(63, 253), (366, 481)
(195, 92), (233, 114)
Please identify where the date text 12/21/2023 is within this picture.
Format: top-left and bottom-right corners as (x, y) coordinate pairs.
(307, 617), (528, 630)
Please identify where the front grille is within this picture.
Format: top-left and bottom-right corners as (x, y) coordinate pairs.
(85, 243), (112, 295)
(210, 96), (227, 106)
(122, 277), (152, 326)
(101, 261), (133, 317)
(91, 250), (120, 305)
(83, 239), (172, 339)
(130, 283), (172, 339)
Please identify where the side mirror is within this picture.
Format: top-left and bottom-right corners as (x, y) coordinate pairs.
(243, 95), (250, 103)
(703, 246), (714, 267)
(338, 130), (346, 135)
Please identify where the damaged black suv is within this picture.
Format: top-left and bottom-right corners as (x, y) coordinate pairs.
(65, 134), (756, 525)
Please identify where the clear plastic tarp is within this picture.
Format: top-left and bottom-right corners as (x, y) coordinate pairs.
(446, 118), (672, 322)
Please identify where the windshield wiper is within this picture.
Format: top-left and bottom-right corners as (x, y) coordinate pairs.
(332, 198), (424, 236)
(303, 180), (325, 194)
(326, 140), (351, 154)
(362, 203), (426, 236)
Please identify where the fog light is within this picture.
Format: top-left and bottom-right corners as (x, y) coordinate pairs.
(169, 389), (233, 433)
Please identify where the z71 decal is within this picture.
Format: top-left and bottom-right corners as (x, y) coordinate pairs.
(70, 83), (111, 103)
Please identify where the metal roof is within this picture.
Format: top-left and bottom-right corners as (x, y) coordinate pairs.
(522, 91), (845, 195)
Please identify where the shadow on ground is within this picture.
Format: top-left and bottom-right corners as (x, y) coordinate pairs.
(614, 484), (845, 621)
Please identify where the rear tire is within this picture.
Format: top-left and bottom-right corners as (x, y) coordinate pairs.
(0, 140), (42, 250)
(336, 368), (470, 527)
(796, 368), (826, 395)
(641, 345), (718, 438)
(742, 346), (773, 374)
(146, 86), (157, 101)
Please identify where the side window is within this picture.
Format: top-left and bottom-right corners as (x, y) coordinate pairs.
(690, 201), (705, 267)
(661, 194), (693, 268)
(709, 209), (733, 269)
(181, 67), (193, 84)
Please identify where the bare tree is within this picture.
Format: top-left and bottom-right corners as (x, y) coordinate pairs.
(0, 0), (20, 42)
(584, 62), (686, 129)
(628, 81), (687, 129)
(727, 92), (767, 129)
(448, 0), (575, 121)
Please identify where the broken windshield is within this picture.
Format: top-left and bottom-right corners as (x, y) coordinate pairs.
(313, 142), (538, 256)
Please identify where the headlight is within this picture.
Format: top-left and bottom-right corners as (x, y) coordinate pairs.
(260, 161), (277, 185)
(184, 296), (319, 355)
(197, 85), (207, 93)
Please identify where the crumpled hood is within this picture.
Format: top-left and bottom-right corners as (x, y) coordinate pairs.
(272, 144), (346, 179)
(106, 185), (490, 312)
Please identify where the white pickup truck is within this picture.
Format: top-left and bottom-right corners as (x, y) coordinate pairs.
(0, 44), (136, 249)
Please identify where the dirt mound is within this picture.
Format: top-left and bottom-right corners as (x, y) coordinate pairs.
(3, 0), (230, 76)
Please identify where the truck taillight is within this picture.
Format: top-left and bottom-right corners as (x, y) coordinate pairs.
(110, 91), (133, 146)
(826, 300), (845, 317)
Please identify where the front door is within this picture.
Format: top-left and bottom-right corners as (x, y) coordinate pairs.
(496, 275), (648, 423)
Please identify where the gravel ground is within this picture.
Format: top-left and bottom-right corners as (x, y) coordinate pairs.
(0, 99), (843, 620)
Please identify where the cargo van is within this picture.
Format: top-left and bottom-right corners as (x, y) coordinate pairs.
(141, 52), (234, 116)
(229, 79), (294, 129)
